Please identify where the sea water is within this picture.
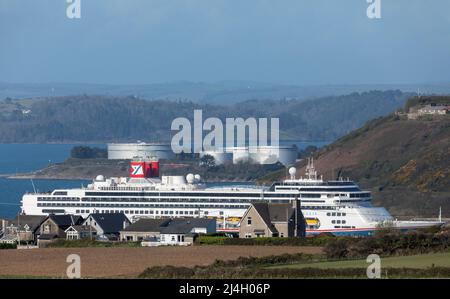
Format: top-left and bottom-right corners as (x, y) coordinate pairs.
(0, 141), (329, 219)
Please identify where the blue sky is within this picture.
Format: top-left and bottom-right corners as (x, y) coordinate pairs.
(1, 0), (450, 85)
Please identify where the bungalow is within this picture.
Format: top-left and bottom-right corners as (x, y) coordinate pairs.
(119, 218), (171, 242)
(0, 215), (47, 244)
(38, 214), (84, 247)
(239, 201), (305, 238)
(83, 213), (130, 241)
(159, 218), (216, 246)
(418, 105), (449, 115)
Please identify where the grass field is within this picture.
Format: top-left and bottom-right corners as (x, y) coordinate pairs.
(271, 252), (450, 269)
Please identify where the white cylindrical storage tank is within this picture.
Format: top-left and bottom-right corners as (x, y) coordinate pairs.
(231, 147), (250, 164)
(276, 145), (298, 166)
(250, 146), (278, 165)
(108, 142), (175, 160)
(246, 145), (298, 165)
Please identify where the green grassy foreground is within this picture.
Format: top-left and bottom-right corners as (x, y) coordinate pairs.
(270, 252), (450, 270)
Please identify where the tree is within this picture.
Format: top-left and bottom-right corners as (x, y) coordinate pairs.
(70, 146), (107, 159)
(200, 154), (216, 168)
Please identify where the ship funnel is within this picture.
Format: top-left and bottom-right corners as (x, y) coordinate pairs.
(130, 157), (160, 178)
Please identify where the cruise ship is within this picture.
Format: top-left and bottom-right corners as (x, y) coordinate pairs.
(21, 158), (444, 236)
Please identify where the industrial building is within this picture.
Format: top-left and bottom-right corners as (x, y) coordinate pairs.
(201, 145), (297, 166)
(108, 142), (175, 160)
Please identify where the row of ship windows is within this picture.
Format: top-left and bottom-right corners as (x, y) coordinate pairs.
(349, 193), (371, 198)
(303, 206), (337, 210)
(37, 203), (246, 209)
(74, 209), (204, 216)
(331, 220), (347, 224)
(275, 181), (356, 187)
(38, 195), (369, 203)
(276, 187), (361, 192)
(38, 197), (79, 201)
(84, 192), (296, 198)
(37, 202), (341, 211)
(38, 197), (295, 203)
(82, 198), (257, 203)
(327, 212), (346, 217)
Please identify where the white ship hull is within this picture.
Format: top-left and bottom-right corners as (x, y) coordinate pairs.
(20, 158), (445, 237)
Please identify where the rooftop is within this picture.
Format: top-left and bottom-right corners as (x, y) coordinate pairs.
(121, 218), (170, 232)
(160, 218), (215, 234)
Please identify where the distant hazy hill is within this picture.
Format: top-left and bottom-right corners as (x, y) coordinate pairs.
(0, 90), (409, 143)
(2, 81), (450, 104)
(260, 98), (450, 217)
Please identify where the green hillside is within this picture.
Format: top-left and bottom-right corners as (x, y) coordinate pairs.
(0, 90), (408, 142)
(260, 97), (450, 217)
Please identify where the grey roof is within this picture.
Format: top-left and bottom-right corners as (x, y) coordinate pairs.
(251, 203), (295, 233)
(48, 214), (84, 229)
(88, 213), (130, 234)
(11, 215), (47, 232)
(268, 204), (295, 222)
(38, 233), (58, 240)
(160, 218), (214, 234)
(121, 218), (170, 232)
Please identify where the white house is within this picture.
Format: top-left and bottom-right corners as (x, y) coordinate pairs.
(158, 218), (216, 246)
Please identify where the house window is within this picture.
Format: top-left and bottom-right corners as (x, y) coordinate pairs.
(171, 236), (175, 242)
(245, 233), (252, 239)
(43, 224), (51, 234)
(247, 217), (252, 225)
(280, 233), (284, 238)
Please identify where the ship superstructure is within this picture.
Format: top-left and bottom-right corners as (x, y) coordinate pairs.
(21, 158), (443, 236)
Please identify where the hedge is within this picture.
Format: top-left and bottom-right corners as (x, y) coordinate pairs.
(195, 235), (338, 247)
(0, 243), (17, 250)
(46, 239), (141, 248)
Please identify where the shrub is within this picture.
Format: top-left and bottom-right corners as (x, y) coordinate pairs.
(324, 227), (450, 259)
(0, 243), (17, 250)
(46, 238), (140, 248)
